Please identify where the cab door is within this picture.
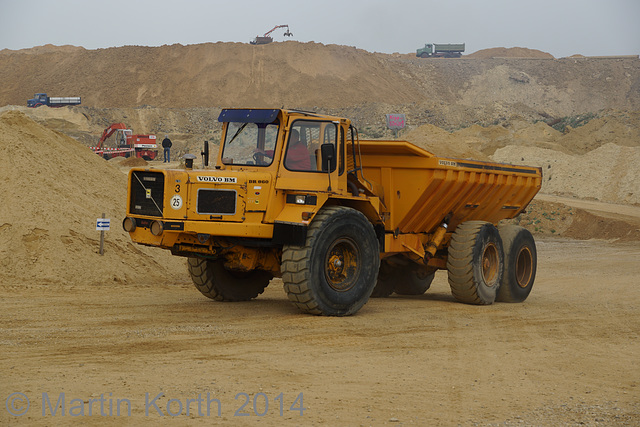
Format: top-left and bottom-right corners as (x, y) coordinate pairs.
(275, 119), (344, 193)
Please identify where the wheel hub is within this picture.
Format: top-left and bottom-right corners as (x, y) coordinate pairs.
(324, 238), (359, 291)
(515, 247), (533, 288)
(481, 243), (499, 287)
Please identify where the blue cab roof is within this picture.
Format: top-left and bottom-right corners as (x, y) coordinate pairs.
(218, 109), (279, 123)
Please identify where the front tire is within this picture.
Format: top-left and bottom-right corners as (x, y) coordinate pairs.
(447, 221), (504, 305)
(187, 257), (272, 301)
(281, 206), (380, 316)
(496, 225), (537, 302)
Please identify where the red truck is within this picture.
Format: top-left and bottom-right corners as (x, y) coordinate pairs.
(91, 123), (158, 160)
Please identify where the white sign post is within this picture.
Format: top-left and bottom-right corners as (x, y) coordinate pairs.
(96, 213), (111, 255)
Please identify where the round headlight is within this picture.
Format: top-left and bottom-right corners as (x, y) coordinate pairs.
(122, 217), (136, 232)
(150, 220), (164, 236)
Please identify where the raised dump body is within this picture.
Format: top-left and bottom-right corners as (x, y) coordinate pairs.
(357, 140), (541, 234)
(124, 109), (542, 316)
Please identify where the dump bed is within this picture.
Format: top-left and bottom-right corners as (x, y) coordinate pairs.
(357, 140), (541, 233)
(48, 96), (81, 106)
(434, 43), (465, 52)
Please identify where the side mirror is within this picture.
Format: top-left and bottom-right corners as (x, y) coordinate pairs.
(201, 141), (209, 167)
(321, 143), (336, 172)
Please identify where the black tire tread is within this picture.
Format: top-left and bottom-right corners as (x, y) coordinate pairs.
(188, 257), (220, 300)
(187, 257), (270, 302)
(371, 261), (395, 298)
(447, 221), (499, 305)
(496, 224), (537, 303)
(282, 206), (337, 314)
(281, 206), (379, 315)
(393, 267), (436, 296)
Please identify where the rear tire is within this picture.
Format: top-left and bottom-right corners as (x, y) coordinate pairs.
(496, 225), (537, 302)
(370, 260), (394, 298)
(187, 257), (272, 301)
(393, 265), (436, 295)
(281, 206), (380, 316)
(447, 221), (504, 305)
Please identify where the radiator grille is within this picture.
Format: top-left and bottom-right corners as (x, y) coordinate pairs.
(130, 171), (164, 216)
(197, 189), (236, 215)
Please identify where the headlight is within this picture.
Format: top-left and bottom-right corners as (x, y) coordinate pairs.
(150, 220), (164, 236)
(122, 217), (137, 232)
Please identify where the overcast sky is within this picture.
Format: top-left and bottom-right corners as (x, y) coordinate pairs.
(1, 0), (638, 58)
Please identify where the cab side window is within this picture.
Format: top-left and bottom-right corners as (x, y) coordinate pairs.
(285, 120), (337, 172)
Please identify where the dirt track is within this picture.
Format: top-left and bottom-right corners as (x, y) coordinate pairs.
(536, 194), (640, 226)
(2, 237), (639, 425)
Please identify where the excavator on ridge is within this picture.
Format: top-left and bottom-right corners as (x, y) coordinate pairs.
(250, 25), (293, 45)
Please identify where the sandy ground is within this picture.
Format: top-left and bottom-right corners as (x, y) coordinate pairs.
(2, 237), (639, 426)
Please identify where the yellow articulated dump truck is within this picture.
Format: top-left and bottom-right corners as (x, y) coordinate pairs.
(123, 109), (542, 316)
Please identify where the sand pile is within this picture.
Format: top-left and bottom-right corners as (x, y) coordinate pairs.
(0, 44), (85, 55)
(501, 198), (640, 242)
(0, 42), (425, 109)
(492, 143), (640, 204)
(0, 111), (185, 286)
(119, 156), (148, 167)
(1, 42), (638, 118)
(556, 111), (640, 153)
(404, 111), (640, 205)
(468, 47), (554, 59)
(404, 124), (490, 160)
(448, 111), (640, 155)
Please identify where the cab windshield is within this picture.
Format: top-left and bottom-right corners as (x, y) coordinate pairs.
(221, 122), (279, 166)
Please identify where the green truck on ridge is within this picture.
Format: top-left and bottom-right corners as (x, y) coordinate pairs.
(416, 43), (465, 58)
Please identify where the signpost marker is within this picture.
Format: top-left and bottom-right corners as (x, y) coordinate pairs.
(96, 213), (111, 255)
(385, 113), (406, 138)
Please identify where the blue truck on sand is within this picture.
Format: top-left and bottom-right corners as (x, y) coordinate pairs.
(27, 93), (81, 108)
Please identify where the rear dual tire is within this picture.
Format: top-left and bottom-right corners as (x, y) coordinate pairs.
(447, 221), (504, 305)
(371, 260), (435, 297)
(496, 225), (537, 303)
(394, 266), (436, 295)
(447, 221), (537, 305)
(370, 261), (395, 297)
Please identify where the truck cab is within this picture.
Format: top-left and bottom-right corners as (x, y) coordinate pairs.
(416, 43), (434, 57)
(125, 108), (379, 249)
(27, 93), (48, 107)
